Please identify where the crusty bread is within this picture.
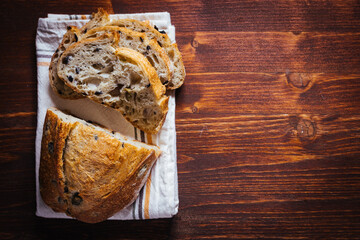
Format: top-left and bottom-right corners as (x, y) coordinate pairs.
(49, 9), (111, 100)
(80, 8), (110, 35)
(50, 8), (185, 100)
(39, 107), (161, 223)
(56, 32), (168, 134)
(110, 19), (186, 89)
(84, 26), (172, 86)
(49, 26), (84, 99)
(74, 8), (185, 89)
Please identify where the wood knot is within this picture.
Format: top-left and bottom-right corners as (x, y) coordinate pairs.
(191, 106), (198, 113)
(191, 39), (199, 48)
(296, 118), (316, 141)
(286, 72), (313, 90)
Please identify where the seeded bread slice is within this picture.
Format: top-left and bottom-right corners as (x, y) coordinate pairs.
(57, 32), (168, 134)
(49, 9), (111, 100)
(40, 107), (161, 223)
(80, 8), (110, 35)
(110, 19), (186, 90)
(49, 26), (84, 99)
(75, 8), (185, 89)
(84, 26), (172, 86)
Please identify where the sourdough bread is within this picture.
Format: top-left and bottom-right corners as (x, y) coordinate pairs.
(84, 26), (172, 86)
(50, 8), (185, 100)
(56, 32), (168, 134)
(110, 19), (186, 89)
(49, 26), (84, 99)
(39, 107), (161, 223)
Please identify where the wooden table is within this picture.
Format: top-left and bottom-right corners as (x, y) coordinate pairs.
(1, 0), (360, 239)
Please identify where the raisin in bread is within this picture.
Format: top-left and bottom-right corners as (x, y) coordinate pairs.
(40, 108), (161, 223)
(49, 26), (83, 99)
(56, 32), (168, 134)
(84, 26), (172, 86)
(109, 19), (186, 89)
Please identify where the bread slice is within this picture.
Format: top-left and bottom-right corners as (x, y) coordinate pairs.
(39, 107), (161, 223)
(49, 26), (84, 99)
(49, 9), (111, 100)
(110, 19), (186, 89)
(56, 32), (168, 134)
(79, 8), (110, 35)
(84, 26), (172, 86)
(50, 9), (184, 100)
(74, 8), (185, 89)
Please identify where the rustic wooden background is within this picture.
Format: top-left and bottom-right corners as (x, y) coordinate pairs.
(1, 0), (360, 239)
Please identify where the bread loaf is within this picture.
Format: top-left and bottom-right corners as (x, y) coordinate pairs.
(39, 108), (161, 223)
(56, 32), (168, 134)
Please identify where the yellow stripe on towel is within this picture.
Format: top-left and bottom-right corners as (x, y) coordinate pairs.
(146, 134), (153, 145)
(144, 173), (152, 219)
(37, 62), (50, 66)
(144, 133), (153, 219)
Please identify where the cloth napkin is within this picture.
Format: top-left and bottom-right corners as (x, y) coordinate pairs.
(35, 12), (178, 220)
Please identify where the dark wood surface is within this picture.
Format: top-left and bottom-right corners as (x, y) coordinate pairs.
(1, 0), (360, 239)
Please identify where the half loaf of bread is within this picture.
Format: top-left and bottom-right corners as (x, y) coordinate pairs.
(39, 108), (161, 223)
(56, 32), (168, 134)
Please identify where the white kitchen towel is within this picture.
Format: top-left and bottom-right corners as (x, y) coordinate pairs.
(35, 12), (178, 220)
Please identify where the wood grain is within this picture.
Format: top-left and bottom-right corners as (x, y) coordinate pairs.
(177, 31), (360, 73)
(176, 72), (360, 115)
(176, 114), (360, 165)
(112, 0), (360, 32)
(1, 0), (360, 239)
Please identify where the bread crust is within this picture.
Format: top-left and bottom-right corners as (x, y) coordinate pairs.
(50, 9), (185, 100)
(110, 19), (186, 89)
(39, 109), (74, 213)
(80, 8), (110, 34)
(39, 108), (160, 223)
(49, 26), (84, 99)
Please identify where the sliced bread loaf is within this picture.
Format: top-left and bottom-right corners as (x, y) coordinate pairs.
(110, 19), (186, 89)
(56, 32), (168, 134)
(40, 107), (161, 223)
(84, 26), (172, 86)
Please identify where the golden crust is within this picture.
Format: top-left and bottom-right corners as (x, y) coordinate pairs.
(39, 109), (73, 213)
(39, 108), (160, 223)
(79, 8), (110, 34)
(115, 47), (166, 99)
